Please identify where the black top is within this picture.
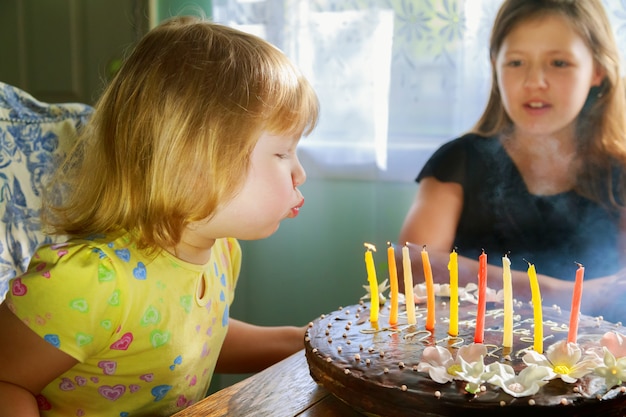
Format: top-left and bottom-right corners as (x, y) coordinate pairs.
(417, 133), (621, 280)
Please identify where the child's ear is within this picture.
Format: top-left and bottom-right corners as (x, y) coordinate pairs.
(591, 63), (606, 87)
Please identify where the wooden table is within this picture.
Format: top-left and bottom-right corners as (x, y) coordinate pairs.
(172, 350), (363, 417)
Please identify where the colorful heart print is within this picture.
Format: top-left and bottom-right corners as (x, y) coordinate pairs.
(108, 289), (121, 306)
(69, 298), (89, 313)
(133, 262), (147, 280)
(44, 334), (60, 348)
(180, 295), (192, 314)
(59, 377), (75, 391)
(98, 360), (117, 375)
(110, 332), (133, 350)
(169, 355), (183, 370)
(140, 306), (161, 326)
(151, 385), (172, 402)
(75, 333), (94, 347)
(98, 384), (126, 401)
(98, 263), (115, 282)
(150, 330), (171, 348)
(35, 394), (52, 410)
(11, 278), (27, 296)
(139, 373), (154, 382)
(114, 248), (131, 262)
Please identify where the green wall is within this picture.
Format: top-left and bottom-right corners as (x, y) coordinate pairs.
(232, 178), (415, 325)
(210, 177), (416, 392)
(153, 0), (212, 23)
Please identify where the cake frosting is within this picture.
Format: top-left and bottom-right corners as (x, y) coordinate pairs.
(304, 284), (626, 417)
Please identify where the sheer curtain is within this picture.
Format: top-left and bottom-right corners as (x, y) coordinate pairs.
(212, 0), (626, 182)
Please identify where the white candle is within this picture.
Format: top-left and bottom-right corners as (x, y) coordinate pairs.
(402, 244), (417, 325)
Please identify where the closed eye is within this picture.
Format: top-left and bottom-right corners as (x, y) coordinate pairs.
(552, 60), (570, 68)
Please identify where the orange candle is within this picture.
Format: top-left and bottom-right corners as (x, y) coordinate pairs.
(448, 249), (459, 337)
(474, 250), (487, 344)
(567, 263), (585, 344)
(421, 246), (435, 331)
(502, 253), (513, 348)
(402, 244), (417, 325)
(527, 261), (543, 353)
(364, 243), (379, 324)
(387, 242), (399, 325)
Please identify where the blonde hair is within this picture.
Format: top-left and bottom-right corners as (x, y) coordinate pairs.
(472, 0), (626, 206)
(44, 16), (319, 249)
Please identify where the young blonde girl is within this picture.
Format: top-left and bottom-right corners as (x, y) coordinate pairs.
(0, 16), (318, 416)
(400, 0), (626, 321)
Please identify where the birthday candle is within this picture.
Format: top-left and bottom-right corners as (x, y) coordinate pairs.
(421, 246), (435, 331)
(474, 250), (487, 344)
(527, 262), (544, 353)
(448, 249), (459, 337)
(402, 244), (417, 325)
(502, 254), (513, 348)
(364, 243), (379, 324)
(567, 263), (585, 344)
(387, 242), (399, 326)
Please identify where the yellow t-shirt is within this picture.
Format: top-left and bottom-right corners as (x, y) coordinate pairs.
(6, 233), (240, 416)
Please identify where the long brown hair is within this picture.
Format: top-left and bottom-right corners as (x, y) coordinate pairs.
(472, 0), (626, 207)
(43, 16), (319, 249)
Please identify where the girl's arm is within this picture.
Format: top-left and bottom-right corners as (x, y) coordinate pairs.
(214, 318), (306, 374)
(0, 302), (78, 417)
(399, 177), (463, 253)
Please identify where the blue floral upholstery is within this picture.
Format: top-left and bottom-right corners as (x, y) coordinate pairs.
(0, 82), (93, 301)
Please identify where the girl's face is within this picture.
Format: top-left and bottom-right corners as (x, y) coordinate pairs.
(494, 13), (604, 140)
(182, 131), (306, 255)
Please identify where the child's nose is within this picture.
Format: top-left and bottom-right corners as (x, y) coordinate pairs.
(292, 161), (306, 187)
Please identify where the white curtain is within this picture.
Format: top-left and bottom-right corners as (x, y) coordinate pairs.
(212, 0), (626, 182)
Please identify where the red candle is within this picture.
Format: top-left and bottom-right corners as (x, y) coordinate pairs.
(474, 250), (487, 344)
(421, 246), (435, 331)
(567, 263), (585, 344)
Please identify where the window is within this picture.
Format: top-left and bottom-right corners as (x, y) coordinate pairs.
(213, 0), (626, 182)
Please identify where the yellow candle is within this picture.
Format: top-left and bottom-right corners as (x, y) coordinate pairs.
(502, 254), (513, 348)
(387, 242), (399, 325)
(402, 244), (417, 325)
(448, 249), (459, 337)
(364, 243), (379, 324)
(527, 262), (543, 353)
(422, 246), (435, 331)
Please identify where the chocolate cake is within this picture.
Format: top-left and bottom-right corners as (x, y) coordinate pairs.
(305, 294), (626, 416)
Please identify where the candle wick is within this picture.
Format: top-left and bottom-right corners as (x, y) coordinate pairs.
(364, 242), (377, 252)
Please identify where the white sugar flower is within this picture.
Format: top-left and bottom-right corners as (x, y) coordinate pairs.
(594, 346), (626, 388)
(413, 283), (442, 304)
(417, 346), (456, 383)
(361, 278), (389, 305)
(417, 343), (488, 384)
(600, 331), (626, 359)
(523, 340), (599, 383)
(413, 282), (479, 304)
(487, 362), (551, 397)
(455, 354), (493, 394)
